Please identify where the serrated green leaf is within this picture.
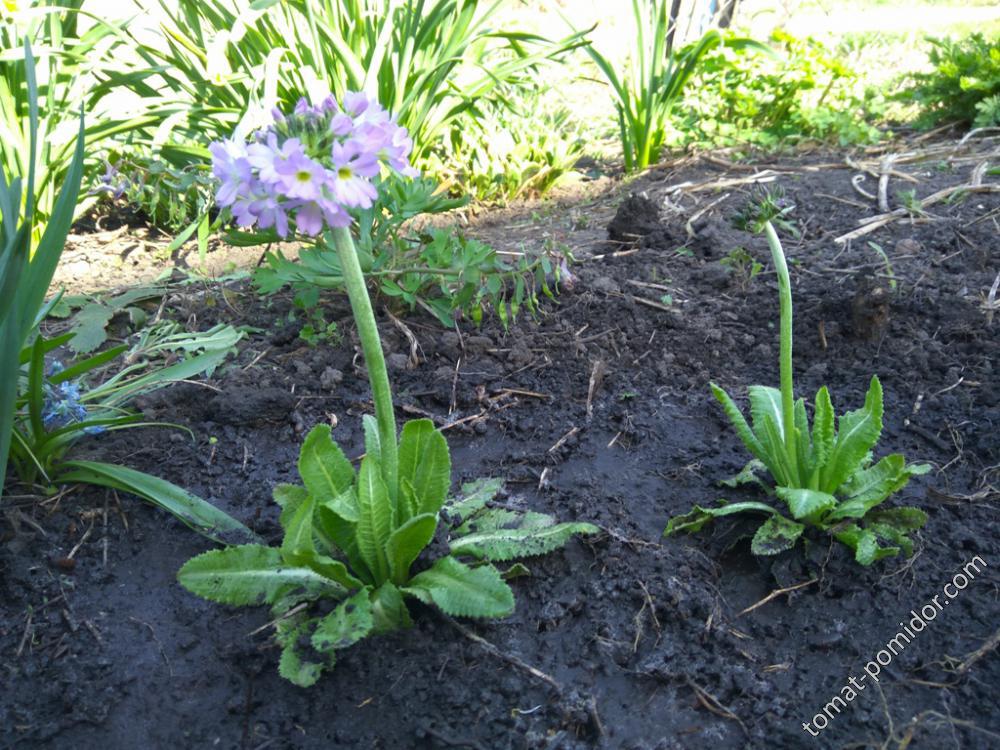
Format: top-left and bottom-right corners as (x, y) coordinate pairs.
(451, 521), (598, 561)
(362, 414), (381, 464)
(664, 501), (779, 535)
(750, 515), (804, 555)
(719, 460), (768, 489)
(298, 424), (355, 503)
(283, 550), (364, 590)
(281, 493), (316, 558)
(370, 582), (412, 633)
(397, 419), (451, 520)
(356, 456), (393, 584)
(820, 376), (884, 494)
(274, 483), (308, 531)
(867, 506), (928, 532)
(277, 618), (327, 688)
(793, 397), (811, 473)
(711, 383), (768, 465)
(749, 385), (785, 442)
(447, 477), (504, 522)
(404, 556), (514, 619)
(811, 386), (835, 472)
(386, 513), (438, 584)
(775, 487), (837, 523)
(826, 454), (912, 521)
(177, 545), (337, 606)
(311, 589), (374, 653)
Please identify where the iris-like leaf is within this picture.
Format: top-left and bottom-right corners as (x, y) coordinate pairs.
(404, 556), (515, 619)
(386, 512), (438, 584)
(750, 514), (805, 556)
(177, 545), (338, 606)
(298, 424), (355, 502)
(58, 460), (256, 545)
(397, 418), (451, 520)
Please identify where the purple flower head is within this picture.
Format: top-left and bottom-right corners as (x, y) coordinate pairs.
(210, 91), (420, 237)
(210, 139), (253, 207)
(330, 140), (379, 208)
(275, 149), (328, 201)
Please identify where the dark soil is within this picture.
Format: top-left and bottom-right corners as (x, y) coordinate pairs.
(3, 145), (999, 750)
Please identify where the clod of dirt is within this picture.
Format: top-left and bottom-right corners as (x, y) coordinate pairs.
(206, 387), (297, 425)
(607, 194), (661, 243)
(850, 275), (892, 340)
(319, 367), (344, 390)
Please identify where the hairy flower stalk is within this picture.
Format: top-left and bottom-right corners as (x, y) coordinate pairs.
(209, 91), (417, 497)
(764, 221), (799, 484)
(331, 225), (398, 500)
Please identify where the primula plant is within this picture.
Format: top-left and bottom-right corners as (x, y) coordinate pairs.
(665, 194), (929, 566)
(179, 93), (597, 686)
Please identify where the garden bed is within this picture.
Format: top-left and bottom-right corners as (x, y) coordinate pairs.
(2, 141), (999, 749)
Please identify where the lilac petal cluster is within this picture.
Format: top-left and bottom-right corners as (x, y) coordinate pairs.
(210, 92), (418, 238)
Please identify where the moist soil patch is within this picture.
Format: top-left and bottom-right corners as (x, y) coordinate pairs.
(2, 145), (999, 749)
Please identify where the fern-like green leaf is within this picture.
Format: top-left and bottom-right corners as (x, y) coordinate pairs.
(177, 545), (337, 606)
(355, 456), (393, 584)
(386, 512), (438, 584)
(820, 376), (884, 494)
(311, 589), (374, 653)
(298, 424), (355, 503)
(397, 419), (451, 520)
(451, 520), (598, 561)
(404, 556), (514, 619)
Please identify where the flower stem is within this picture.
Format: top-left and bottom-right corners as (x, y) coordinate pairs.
(764, 221), (798, 479)
(331, 226), (398, 501)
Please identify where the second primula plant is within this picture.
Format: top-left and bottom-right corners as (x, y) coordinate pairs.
(178, 93), (597, 686)
(665, 194), (929, 566)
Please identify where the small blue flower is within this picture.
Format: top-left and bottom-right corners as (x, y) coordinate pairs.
(40, 365), (105, 435)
